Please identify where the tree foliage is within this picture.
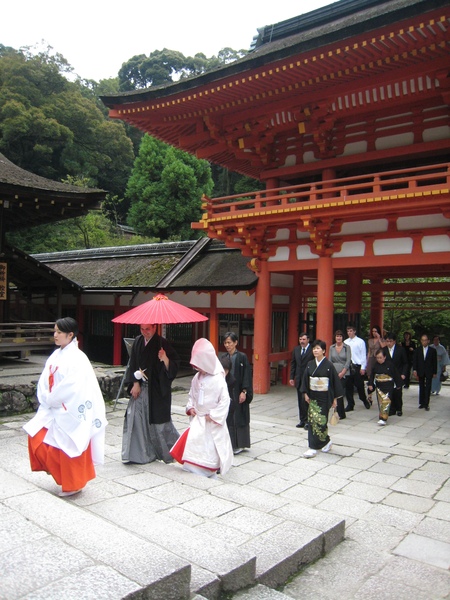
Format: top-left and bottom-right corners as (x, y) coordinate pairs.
(359, 279), (450, 345)
(0, 42), (255, 253)
(126, 134), (213, 241)
(7, 212), (157, 253)
(0, 45), (134, 197)
(118, 47), (247, 91)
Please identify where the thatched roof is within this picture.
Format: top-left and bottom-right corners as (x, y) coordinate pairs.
(0, 153), (105, 231)
(33, 239), (258, 293)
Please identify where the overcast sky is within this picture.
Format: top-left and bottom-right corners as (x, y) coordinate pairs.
(2, 0), (333, 81)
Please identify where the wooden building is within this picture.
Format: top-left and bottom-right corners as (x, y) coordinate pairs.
(0, 153), (106, 354)
(101, 0), (450, 392)
(32, 239), (258, 367)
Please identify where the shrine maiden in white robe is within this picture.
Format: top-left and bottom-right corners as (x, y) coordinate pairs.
(182, 338), (233, 475)
(24, 339), (107, 463)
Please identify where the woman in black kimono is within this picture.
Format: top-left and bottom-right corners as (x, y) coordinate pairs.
(222, 331), (253, 454)
(367, 348), (403, 426)
(301, 339), (344, 458)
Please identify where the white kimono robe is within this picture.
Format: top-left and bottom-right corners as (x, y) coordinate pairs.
(182, 338), (233, 475)
(23, 340), (107, 463)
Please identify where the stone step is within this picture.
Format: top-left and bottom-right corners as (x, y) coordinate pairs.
(232, 584), (295, 599)
(0, 428), (345, 600)
(241, 519), (344, 589)
(86, 491), (257, 598)
(2, 474), (191, 600)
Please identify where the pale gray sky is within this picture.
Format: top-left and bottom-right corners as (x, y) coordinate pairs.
(2, 0), (334, 81)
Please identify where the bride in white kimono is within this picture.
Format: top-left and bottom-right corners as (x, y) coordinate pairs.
(171, 338), (233, 477)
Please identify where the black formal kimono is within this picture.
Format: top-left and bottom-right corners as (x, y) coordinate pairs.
(122, 333), (180, 464)
(222, 350), (253, 450)
(301, 358), (343, 451)
(368, 361), (403, 423)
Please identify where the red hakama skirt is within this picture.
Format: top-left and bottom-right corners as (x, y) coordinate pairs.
(28, 427), (95, 492)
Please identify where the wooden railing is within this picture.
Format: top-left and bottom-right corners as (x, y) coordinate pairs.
(196, 163), (450, 221)
(0, 322), (55, 358)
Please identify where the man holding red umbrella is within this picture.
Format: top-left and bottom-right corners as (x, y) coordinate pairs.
(122, 323), (180, 464)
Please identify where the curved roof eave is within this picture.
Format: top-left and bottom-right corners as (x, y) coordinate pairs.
(100, 0), (434, 108)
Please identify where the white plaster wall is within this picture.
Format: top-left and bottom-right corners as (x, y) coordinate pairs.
(421, 235), (450, 253)
(373, 237), (413, 255)
(217, 292), (255, 309)
(333, 241), (366, 257)
(296, 245), (319, 259)
(269, 246), (290, 261)
(397, 214), (450, 230)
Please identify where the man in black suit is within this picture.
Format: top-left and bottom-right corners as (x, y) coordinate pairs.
(412, 334), (438, 411)
(289, 332), (313, 428)
(383, 332), (408, 416)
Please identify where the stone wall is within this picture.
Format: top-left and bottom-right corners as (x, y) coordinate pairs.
(0, 373), (123, 417)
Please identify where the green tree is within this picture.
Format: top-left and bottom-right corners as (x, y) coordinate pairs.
(126, 134), (213, 240)
(118, 47), (247, 91)
(0, 45), (135, 197)
(7, 212), (157, 253)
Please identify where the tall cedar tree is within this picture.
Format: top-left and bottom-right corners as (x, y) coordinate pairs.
(126, 134), (213, 241)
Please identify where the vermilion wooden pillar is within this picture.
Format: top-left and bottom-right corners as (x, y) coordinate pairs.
(76, 296), (84, 351)
(113, 295), (123, 365)
(346, 271), (362, 316)
(316, 255), (334, 348)
(209, 291), (218, 352)
(288, 272), (303, 350)
(253, 259), (271, 394)
(370, 278), (384, 333)
(265, 177), (279, 206)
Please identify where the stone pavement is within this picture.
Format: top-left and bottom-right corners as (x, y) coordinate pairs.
(0, 356), (449, 599)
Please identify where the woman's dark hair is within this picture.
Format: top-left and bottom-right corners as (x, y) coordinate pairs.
(371, 325), (382, 337)
(334, 330), (343, 338)
(223, 331), (238, 343)
(312, 339), (326, 351)
(55, 317), (79, 338)
(220, 355), (232, 372)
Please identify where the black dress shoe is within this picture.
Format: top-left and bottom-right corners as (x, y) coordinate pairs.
(363, 399), (371, 409)
(304, 423), (309, 430)
(397, 411), (403, 416)
(344, 406), (354, 412)
(296, 423), (302, 428)
(418, 405), (424, 409)
(425, 406), (430, 411)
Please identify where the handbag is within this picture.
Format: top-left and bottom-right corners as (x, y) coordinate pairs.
(440, 370), (448, 382)
(329, 408), (340, 426)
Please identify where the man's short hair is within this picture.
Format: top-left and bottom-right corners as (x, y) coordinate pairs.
(385, 332), (397, 341)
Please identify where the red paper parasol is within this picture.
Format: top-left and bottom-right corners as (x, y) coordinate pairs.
(112, 293), (208, 325)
